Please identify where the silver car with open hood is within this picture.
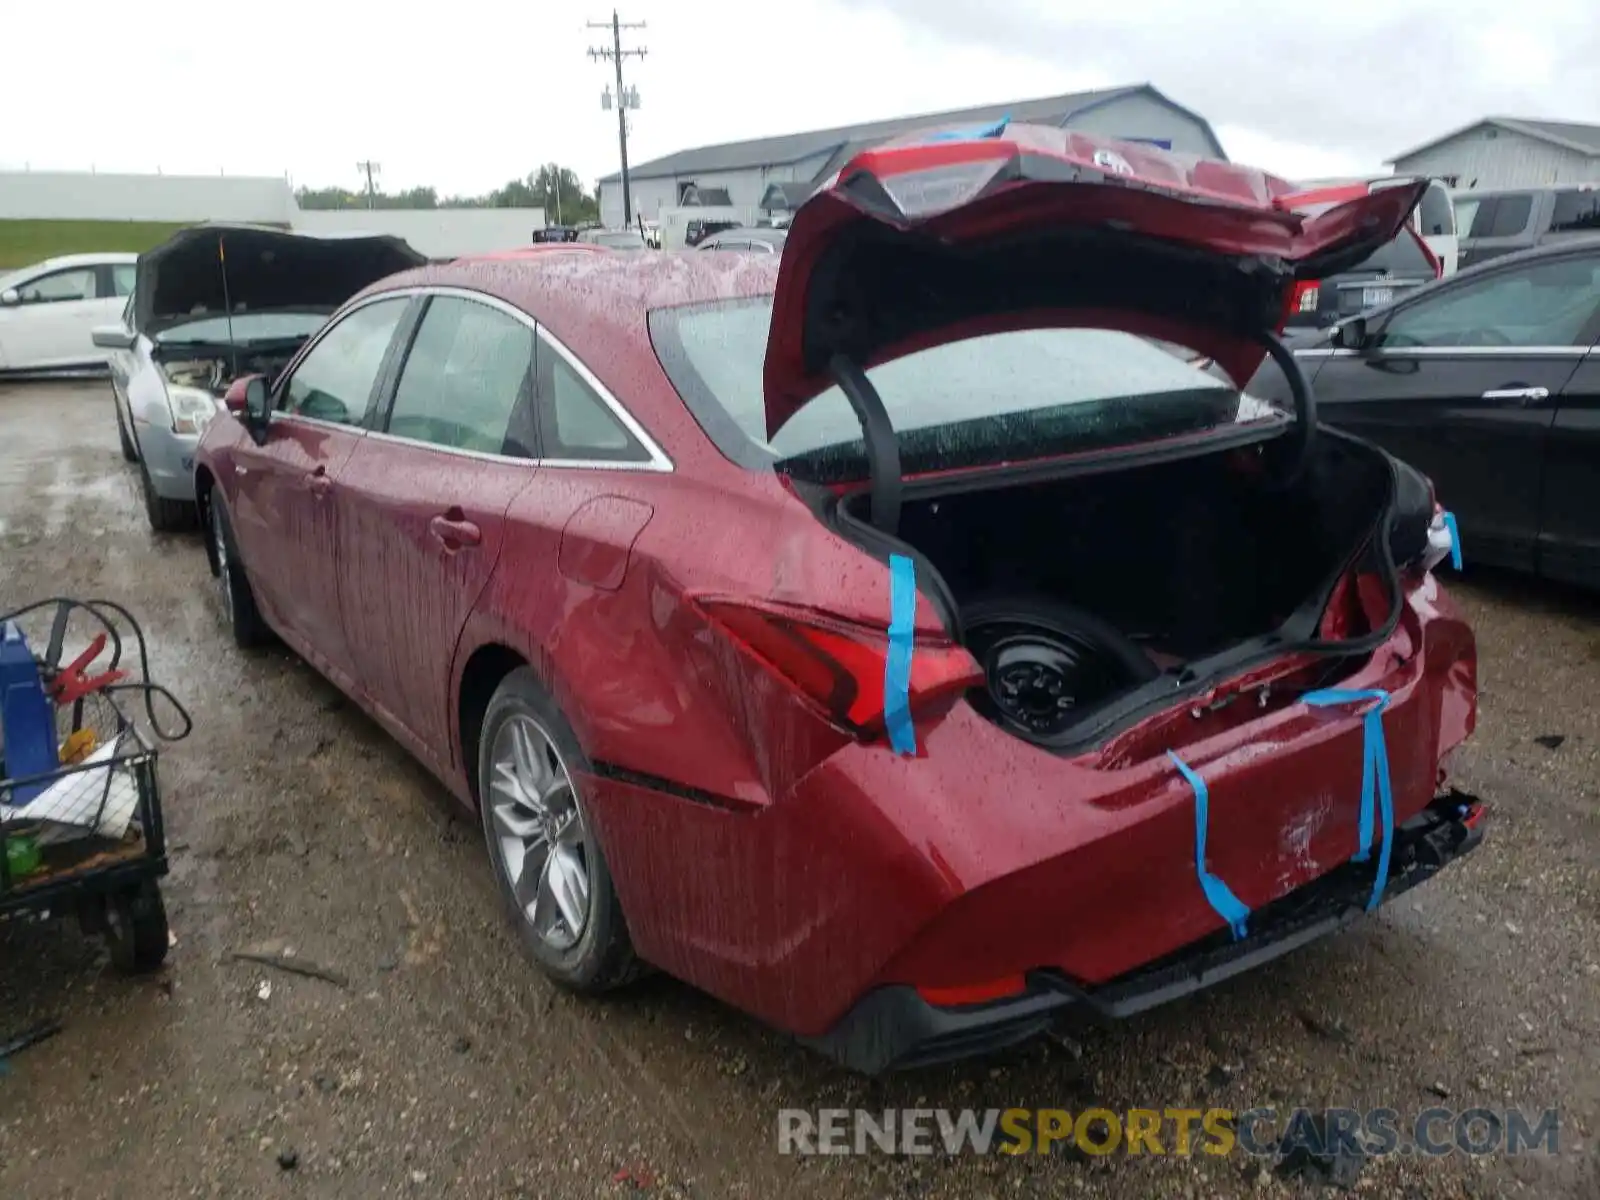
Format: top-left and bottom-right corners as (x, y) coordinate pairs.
(92, 223), (425, 532)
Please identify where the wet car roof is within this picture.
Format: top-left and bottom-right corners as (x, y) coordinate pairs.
(356, 251), (779, 336)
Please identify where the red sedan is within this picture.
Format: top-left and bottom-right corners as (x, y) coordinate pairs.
(195, 126), (1483, 1073)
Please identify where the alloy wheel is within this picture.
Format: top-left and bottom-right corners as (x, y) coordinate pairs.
(488, 714), (591, 952)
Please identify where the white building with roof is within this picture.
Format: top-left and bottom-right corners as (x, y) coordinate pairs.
(596, 84), (1228, 229)
(1388, 118), (1600, 190)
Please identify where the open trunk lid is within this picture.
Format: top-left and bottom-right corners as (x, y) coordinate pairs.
(134, 224), (426, 337)
(762, 123), (1425, 438)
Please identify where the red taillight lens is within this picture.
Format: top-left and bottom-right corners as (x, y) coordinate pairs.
(691, 597), (984, 741)
(1287, 280), (1320, 316)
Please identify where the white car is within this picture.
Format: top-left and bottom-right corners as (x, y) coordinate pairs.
(0, 253), (138, 373)
(92, 224), (424, 531)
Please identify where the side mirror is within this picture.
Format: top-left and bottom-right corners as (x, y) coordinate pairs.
(1332, 317), (1369, 351)
(91, 325), (136, 350)
(223, 373), (272, 433)
(0, 288), (18, 307)
(244, 376), (271, 426)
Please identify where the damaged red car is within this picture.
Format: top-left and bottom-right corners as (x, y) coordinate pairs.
(193, 124), (1483, 1074)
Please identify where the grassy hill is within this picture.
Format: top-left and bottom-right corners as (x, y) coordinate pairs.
(0, 219), (190, 270)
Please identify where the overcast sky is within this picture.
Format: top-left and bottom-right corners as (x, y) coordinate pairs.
(6, 0), (1596, 196)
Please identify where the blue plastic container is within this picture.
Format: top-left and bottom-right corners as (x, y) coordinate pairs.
(0, 622), (57, 806)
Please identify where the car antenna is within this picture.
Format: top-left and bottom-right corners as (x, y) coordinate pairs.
(218, 233), (240, 380)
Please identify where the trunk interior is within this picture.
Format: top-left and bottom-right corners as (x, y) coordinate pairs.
(840, 433), (1404, 752)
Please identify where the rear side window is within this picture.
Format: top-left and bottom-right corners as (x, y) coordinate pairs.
(1467, 194), (1534, 238)
(538, 343), (652, 463)
(386, 296), (536, 456)
(1550, 190), (1600, 233)
(650, 299), (1283, 477)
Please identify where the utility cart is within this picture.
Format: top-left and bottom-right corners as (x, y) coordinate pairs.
(0, 599), (190, 972)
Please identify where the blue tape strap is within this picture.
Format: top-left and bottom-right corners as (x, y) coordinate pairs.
(1167, 751), (1251, 941)
(919, 115), (1011, 143)
(1442, 510), (1463, 570)
(1302, 688), (1395, 911)
(884, 554), (917, 756)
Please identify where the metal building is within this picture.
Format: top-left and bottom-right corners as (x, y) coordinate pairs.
(1388, 118), (1600, 190)
(596, 84), (1227, 229)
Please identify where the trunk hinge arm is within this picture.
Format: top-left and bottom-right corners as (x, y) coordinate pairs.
(829, 353), (902, 535)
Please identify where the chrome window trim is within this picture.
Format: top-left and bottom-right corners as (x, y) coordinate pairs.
(1295, 345), (1589, 360)
(311, 284), (674, 473)
(269, 290), (415, 430)
(535, 322), (674, 472)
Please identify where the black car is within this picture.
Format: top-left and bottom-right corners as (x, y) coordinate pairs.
(1252, 237), (1600, 588)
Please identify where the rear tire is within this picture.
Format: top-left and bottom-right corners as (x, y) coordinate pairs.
(139, 456), (196, 533)
(114, 393), (137, 463)
(209, 492), (271, 648)
(478, 667), (642, 994)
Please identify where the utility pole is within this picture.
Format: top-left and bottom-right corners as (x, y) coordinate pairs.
(356, 160), (381, 209)
(550, 162), (562, 225)
(587, 11), (646, 227)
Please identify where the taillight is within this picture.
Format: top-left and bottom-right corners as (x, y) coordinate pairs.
(1287, 280), (1320, 316)
(690, 597), (984, 742)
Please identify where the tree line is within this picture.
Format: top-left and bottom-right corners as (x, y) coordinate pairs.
(296, 165), (600, 224)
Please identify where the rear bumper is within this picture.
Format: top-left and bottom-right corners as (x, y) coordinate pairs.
(802, 789), (1487, 1074)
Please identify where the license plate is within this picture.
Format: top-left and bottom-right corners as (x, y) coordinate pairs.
(1362, 286), (1394, 308)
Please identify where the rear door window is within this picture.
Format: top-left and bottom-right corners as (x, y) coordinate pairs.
(385, 296), (537, 456)
(1549, 190), (1600, 233)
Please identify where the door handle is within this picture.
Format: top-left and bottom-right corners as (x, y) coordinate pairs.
(306, 466), (333, 497)
(428, 513), (482, 549)
(1481, 386), (1550, 404)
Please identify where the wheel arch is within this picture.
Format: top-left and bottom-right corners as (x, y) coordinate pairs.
(456, 641), (531, 809)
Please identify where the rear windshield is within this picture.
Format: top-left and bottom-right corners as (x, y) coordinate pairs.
(650, 298), (1285, 477)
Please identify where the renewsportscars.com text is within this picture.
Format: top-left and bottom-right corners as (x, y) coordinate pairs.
(777, 1106), (1561, 1158)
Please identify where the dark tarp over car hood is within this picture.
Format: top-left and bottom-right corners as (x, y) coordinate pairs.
(762, 123), (1424, 437)
(134, 224), (426, 337)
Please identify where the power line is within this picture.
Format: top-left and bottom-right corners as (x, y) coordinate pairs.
(587, 11), (647, 227)
(356, 160), (381, 209)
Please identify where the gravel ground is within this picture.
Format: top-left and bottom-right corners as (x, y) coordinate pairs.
(0, 381), (1596, 1199)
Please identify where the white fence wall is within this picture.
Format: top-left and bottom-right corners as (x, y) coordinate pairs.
(289, 209), (548, 258)
(0, 170), (297, 223)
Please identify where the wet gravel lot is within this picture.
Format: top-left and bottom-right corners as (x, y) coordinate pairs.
(1, 380), (1597, 1199)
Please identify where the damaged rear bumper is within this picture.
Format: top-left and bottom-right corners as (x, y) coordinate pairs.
(801, 789), (1487, 1075)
